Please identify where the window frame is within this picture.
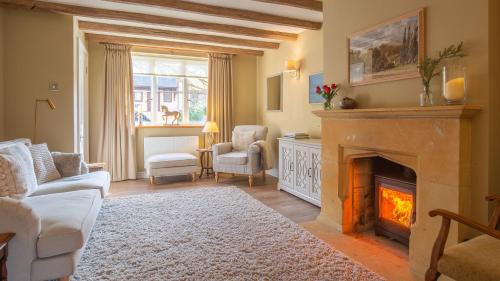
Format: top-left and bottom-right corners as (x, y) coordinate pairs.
(132, 53), (208, 126)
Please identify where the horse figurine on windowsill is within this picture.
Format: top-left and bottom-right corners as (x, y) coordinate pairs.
(161, 105), (180, 125)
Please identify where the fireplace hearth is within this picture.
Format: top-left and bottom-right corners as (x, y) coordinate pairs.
(374, 175), (416, 245)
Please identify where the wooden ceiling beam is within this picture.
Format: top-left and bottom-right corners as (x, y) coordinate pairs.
(79, 21), (280, 49)
(253, 0), (323, 12)
(86, 33), (265, 56)
(2, 0), (297, 41)
(106, 0), (321, 30)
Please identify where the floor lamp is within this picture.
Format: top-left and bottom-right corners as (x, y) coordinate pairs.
(34, 98), (56, 143)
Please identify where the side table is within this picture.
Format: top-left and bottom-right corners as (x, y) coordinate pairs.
(196, 148), (213, 179)
(0, 233), (15, 281)
(88, 162), (106, 173)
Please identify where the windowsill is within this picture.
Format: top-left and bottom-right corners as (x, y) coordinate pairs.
(136, 124), (204, 129)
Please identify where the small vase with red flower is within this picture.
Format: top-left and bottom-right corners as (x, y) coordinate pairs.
(316, 83), (340, 110)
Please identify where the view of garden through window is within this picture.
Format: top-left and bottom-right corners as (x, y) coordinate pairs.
(132, 54), (208, 125)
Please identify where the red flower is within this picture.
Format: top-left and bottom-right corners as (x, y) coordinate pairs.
(323, 85), (331, 94)
(315, 86), (321, 94)
(331, 83), (338, 90)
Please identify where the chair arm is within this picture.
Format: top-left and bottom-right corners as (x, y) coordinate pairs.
(0, 198), (41, 281)
(429, 209), (500, 239)
(212, 142), (232, 157)
(248, 143), (261, 154)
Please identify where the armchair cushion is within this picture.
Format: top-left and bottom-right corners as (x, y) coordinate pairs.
(437, 234), (500, 281)
(233, 125), (268, 141)
(24, 189), (102, 258)
(217, 151), (248, 165)
(232, 130), (256, 151)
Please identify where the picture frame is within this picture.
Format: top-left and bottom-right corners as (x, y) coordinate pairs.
(348, 8), (425, 86)
(309, 73), (325, 104)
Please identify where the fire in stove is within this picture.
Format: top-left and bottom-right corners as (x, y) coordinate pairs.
(379, 186), (413, 228)
(374, 175), (416, 245)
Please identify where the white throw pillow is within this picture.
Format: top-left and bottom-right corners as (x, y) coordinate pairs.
(0, 143), (38, 198)
(232, 131), (256, 151)
(29, 143), (61, 184)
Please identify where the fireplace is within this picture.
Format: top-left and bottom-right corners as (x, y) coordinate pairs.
(313, 105), (481, 275)
(374, 175), (416, 245)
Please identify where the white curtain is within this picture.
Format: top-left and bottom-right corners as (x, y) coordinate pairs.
(207, 53), (234, 143)
(97, 44), (136, 181)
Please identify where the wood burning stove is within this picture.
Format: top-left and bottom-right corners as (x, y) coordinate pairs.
(374, 175), (416, 245)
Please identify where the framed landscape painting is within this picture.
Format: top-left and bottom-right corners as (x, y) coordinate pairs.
(309, 73), (324, 104)
(348, 9), (425, 86)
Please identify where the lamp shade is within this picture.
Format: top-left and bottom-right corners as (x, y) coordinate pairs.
(202, 121), (219, 133)
(284, 60), (299, 71)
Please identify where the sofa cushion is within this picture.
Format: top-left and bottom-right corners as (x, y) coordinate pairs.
(30, 171), (110, 198)
(23, 189), (102, 259)
(29, 143), (61, 184)
(0, 143), (38, 198)
(147, 153), (198, 169)
(0, 138), (31, 149)
(438, 234), (500, 281)
(51, 152), (85, 177)
(217, 151), (248, 165)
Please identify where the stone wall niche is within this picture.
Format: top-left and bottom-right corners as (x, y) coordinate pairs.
(313, 105), (481, 277)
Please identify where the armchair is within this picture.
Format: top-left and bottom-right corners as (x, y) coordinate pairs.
(425, 195), (500, 281)
(212, 125), (268, 187)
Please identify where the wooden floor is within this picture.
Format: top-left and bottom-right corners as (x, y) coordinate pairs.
(110, 174), (420, 281)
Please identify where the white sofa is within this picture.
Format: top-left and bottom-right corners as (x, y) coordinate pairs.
(0, 139), (110, 281)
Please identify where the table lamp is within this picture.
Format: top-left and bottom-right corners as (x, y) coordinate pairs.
(202, 121), (219, 148)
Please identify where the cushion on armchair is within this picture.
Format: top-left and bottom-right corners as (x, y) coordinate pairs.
(217, 151), (248, 165)
(232, 131), (256, 151)
(437, 234), (500, 281)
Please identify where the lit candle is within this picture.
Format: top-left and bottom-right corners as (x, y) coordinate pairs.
(444, 77), (465, 101)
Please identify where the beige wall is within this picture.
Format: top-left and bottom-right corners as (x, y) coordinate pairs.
(88, 41), (257, 172)
(3, 8), (75, 152)
(0, 7), (4, 140)
(323, 0), (493, 223)
(256, 29), (324, 175)
(233, 55), (257, 125)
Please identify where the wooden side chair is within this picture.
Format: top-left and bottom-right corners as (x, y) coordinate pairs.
(425, 195), (500, 281)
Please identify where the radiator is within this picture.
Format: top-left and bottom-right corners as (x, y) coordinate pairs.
(144, 136), (199, 164)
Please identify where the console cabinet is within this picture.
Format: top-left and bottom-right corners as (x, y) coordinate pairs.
(278, 138), (322, 207)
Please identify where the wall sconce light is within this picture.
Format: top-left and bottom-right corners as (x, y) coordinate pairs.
(283, 60), (300, 80)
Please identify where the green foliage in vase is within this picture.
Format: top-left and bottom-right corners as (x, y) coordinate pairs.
(418, 42), (466, 95)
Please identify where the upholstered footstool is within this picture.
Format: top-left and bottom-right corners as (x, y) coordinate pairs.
(145, 153), (198, 184)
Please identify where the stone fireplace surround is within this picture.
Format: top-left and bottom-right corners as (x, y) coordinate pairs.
(313, 105), (481, 277)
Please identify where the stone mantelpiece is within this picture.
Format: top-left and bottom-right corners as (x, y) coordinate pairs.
(313, 105), (481, 277)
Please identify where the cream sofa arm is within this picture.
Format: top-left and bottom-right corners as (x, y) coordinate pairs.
(0, 198), (41, 281)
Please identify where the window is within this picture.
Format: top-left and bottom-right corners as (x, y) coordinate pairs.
(132, 54), (208, 126)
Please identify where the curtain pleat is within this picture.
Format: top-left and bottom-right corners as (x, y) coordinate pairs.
(207, 53), (234, 143)
(97, 44), (136, 181)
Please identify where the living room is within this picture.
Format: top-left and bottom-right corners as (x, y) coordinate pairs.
(0, 0), (499, 281)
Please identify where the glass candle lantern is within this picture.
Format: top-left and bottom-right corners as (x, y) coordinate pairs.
(442, 65), (467, 104)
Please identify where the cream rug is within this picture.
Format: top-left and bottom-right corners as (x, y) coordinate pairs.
(73, 187), (385, 281)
